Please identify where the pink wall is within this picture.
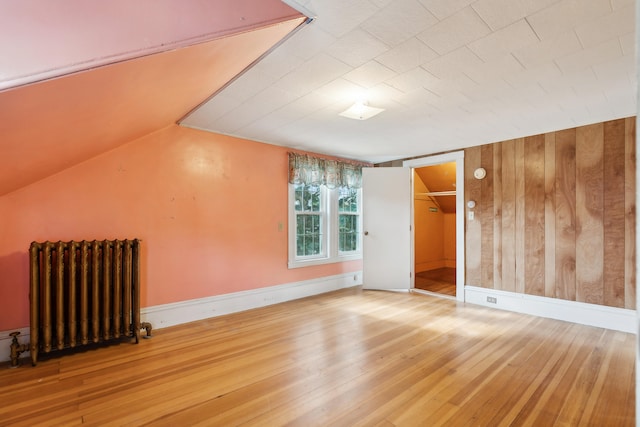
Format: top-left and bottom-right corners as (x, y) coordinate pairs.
(0, 125), (361, 331)
(0, 0), (302, 90)
(0, 17), (304, 197)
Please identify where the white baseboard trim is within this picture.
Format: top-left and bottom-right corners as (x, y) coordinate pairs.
(141, 271), (362, 329)
(464, 286), (636, 333)
(1, 271), (363, 363)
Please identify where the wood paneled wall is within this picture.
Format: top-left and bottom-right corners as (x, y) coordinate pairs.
(465, 117), (636, 309)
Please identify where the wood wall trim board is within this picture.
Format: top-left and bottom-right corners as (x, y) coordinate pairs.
(515, 138), (526, 294)
(464, 286), (635, 333)
(493, 144), (503, 290)
(480, 144), (494, 288)
(603, 119), (626, 307)
(501, 140), (517, 292)
(544, 133), (556, 298)
(624, 117), (636, 309)
(0, 272), (362, 362)
(575, 123), (605, 305)
(524, 134), (545, 296)
(555, 128), (577, 302)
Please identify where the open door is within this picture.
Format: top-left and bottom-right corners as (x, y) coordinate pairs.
(362, 167), (412, 290)
(405, 151), (465, 301)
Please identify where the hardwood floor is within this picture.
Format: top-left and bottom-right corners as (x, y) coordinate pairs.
(0, 287), (634, 426)
(415, 268), (456, 296)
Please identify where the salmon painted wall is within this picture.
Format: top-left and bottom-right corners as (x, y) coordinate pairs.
(0, 125), (361, 331)
(0, 17), (305, 197)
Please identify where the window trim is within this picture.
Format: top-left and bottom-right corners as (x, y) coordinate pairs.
(288, 183), (362, 269)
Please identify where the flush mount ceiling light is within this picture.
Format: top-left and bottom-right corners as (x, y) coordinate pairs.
(339, 100), (385, 120)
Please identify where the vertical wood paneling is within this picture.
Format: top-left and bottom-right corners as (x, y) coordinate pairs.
(480, 144), (494, 288)
(514, 138), (526, 293)
(544, 133), (556, 298)
(465, 117), (635, 310)
(465, 146), (482, 285)
(603, 119), (625, 307)
(493, 146), (503, 290)
(575, 123), (604, 304)
(624, 117), (636, 309)
(524, 135), (545, 296)
(501, 140), (516, 292)
(555, 129), (576, 301)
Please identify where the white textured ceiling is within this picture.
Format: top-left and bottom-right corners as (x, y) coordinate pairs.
(181, 0), (636, 163)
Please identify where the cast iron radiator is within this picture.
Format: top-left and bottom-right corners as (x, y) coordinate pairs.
(9, 239), (152, 367)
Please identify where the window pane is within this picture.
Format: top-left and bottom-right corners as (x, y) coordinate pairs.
(296, 213), (322, 256)
(296, 184), (320, 212)
(339, 214), (359, 252)
(338, 187), (359, 213)
(296, 235), (304, 256)
(294, 186), (304, 211)
(294, 184), (321, 212)
(296, 216), (304, 235)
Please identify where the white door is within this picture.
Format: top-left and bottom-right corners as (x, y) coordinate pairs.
(362, 167), (412, 290)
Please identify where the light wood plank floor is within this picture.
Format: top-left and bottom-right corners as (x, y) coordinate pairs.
(0, 287), (634, 426)
(415, 268), (456, 296)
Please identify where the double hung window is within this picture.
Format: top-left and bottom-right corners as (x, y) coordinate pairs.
(288, 153), (363, 268)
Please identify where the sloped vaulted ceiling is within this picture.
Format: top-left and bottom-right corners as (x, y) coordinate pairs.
(0, 0), (305, 197)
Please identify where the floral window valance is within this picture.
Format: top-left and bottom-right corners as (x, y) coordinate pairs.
(288, 152), (364, 189)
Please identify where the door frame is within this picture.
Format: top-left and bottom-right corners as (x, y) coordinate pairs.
(403, 151), (465, 302)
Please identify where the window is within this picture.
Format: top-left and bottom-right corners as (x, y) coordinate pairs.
(293, 184), (326, 258)
(288, 153), (363, 268)
(338, 187), (360, 253)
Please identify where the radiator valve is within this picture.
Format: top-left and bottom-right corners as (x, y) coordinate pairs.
(8, 332), (29, 368)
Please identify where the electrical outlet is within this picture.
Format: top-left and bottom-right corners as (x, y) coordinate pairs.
(487, 296), (497, 304)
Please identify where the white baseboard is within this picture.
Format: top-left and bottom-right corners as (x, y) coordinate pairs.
(464, 286), (636, 333)
(141, 271), (362, 329)
(5, 275), (630, 364)
(0, 271), (363, 363)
